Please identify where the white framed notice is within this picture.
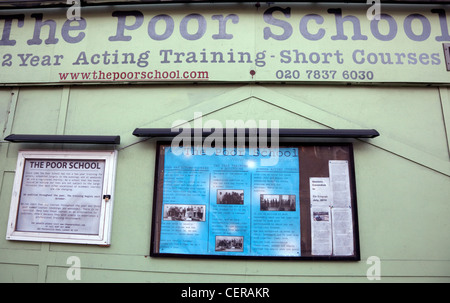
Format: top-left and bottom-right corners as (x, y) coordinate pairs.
(6, 150), (118, 245)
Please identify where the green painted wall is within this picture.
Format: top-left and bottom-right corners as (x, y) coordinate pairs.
(0, 83), (449, 282)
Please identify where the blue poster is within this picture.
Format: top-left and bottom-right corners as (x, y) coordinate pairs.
(159, 146), (301, 257)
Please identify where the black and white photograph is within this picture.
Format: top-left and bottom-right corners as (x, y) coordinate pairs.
(217, 189), (244, 205)
(260, 194), (296, 211)
(215, 236), (244, 252)
(163, 204), (206, 221)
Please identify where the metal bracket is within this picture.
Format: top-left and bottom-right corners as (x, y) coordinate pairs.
(444, 43), (450, 71)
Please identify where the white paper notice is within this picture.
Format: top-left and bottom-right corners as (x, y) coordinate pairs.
(310, 177), (332, 206)
(310, 177), (333, 255)
(329, 160), (351, 208)
(331, 208), (354, 256)
(15, 159), (105, 235)
(311, 207), (332, 255)
(329, 160), (354, 256)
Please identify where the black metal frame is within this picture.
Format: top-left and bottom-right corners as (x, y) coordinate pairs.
(133, 128), (380, 139)
(1, 0), (448, 9)
(150, 141), (361, 261)
(4, 134), (121, 144)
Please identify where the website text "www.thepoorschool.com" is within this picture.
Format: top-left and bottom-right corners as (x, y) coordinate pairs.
(58, 70), (209, 82)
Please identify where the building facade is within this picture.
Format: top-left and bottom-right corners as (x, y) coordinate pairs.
(0, 1), (449, 282)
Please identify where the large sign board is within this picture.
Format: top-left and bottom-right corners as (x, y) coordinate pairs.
(151, 143), (360, 260)
(0, 3), (449, 84)
(6, 150), (117, 245)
